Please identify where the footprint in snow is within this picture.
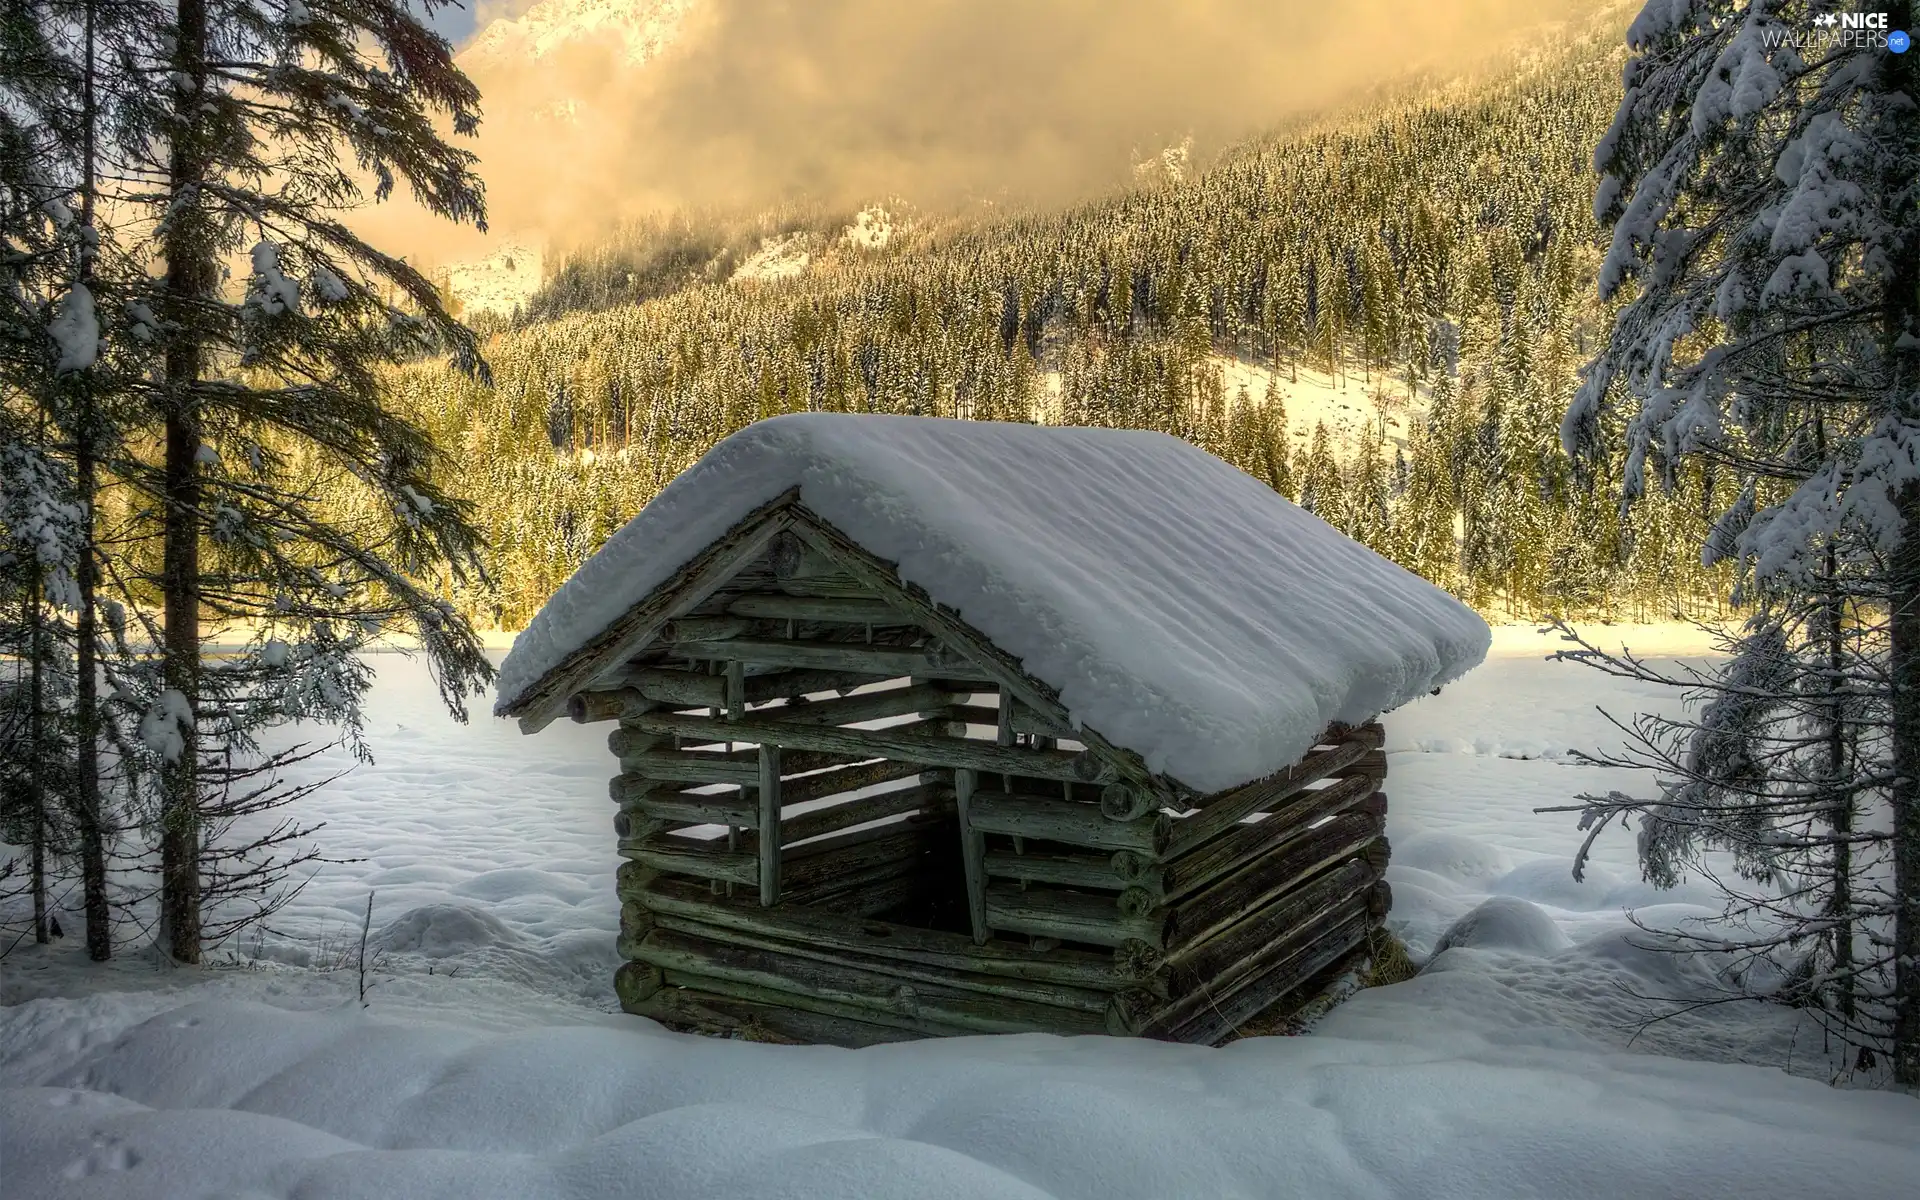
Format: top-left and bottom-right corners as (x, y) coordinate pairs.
(62, 1136), (139, 1179)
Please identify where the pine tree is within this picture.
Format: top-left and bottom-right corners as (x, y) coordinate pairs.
(1560, 0), (1919, 1079)
(134, 0), (495, 961)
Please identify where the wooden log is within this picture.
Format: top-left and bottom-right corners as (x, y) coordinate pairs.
(757, 745), (782, 906)
(661, 616), (752, 644)
(967, 791), (1169, 854)
(1162, 772), (1380, 901)
(945, 703), (1074, 739)
(615, 859), (655, 901)
(634, 928), (1111, 1036)
(610, 772), (676, 805)
(742, 667), (891, 703)
(505, 492), (796, 730)
(1164, 810), (1383, 951)
(1166, 726), (1385, 856)
(635, 874), (1149, 991)
(1100, 781), (1155, 822)
(725, 594), (912, 624)
(629, 985), (928, 1046)
(781, 758), (929, 811)
(570, 687), (645, 724)
(1362, 834), (1392, 873)
(954, 768), (990, 944)
(619, 836), (760, 886)
(616, 748), (761, 787)
(764, 682), (954, 728)
(1367, 878), (1392, 922)
(983, 883), (1164, 949)
(781, 821), (937, 893)
(1164, 912), (1370, 1045)
(613, 960), (664, 1011)
(782, 780), (948, 845)
(983, 846), (1135, 893)
(724, 660), (745, 719)
(608, 725), (667, 758)
(804, 869), (928, 918)
(667, 636), (994, 682)
(1165, 860), (1376, 998)
(1332, 749), (1389, 781)
(625, 708), (1109, 783)
(612, 808), (669, 840)
(1123, 896), (1369, 1038)
(650, 912), (1114, 1014)
(615, 668), (726, 710)
(779, 853), (927, 909)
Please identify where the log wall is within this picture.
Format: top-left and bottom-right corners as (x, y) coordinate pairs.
(580, 538), (1393, 1046)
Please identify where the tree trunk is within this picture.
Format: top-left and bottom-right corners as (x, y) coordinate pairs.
(159, 0), (212, 965)
(75, 0), (110, 963)
(26, 564), (47, 945)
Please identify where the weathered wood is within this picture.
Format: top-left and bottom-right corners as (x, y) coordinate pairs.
(954, 768), (989, 944)
(1361, 834), (1392, 873)
(983, 846), (1139, 893)
(725, 594), (913, 624)
(624, 708), (1110, 783)
(608, 725), (669, 758)
(628, 985), (929, 1046)
(506, 492), (797, 730)
(613, 960), (664, 1009)
(782, 780), (948, 845)
(757, 745), (782, 906)
(635, 874), (1150, 991)
(1165, 860), (1376, 997)
(1164, 912), (1370, 1045)
(650, 912), (1114, 1014)
(1166, 726), (1385, 856)
(967, 791), (1170, 854)
(662, 616), (753, 644)
(610, 772), (678, 805)
(983, 883), (1165, 949)
(804, 869), (928, 918)
(1100, 781), (1155, 822)
(667, 635), (994, 682)
(617, 748), (762, 786)
(635, 928), (1112, 1036)
(1162, 772), (1380, 901)
(619, 835), (760, 886)
(1165, 810), (1384, 951)
(1119, 896), (1370, 1038)
(945, 703), (1074, 739)
(783, 511), (1159, 793)
(570, 688), (645, 724)
(740, 667), (891, 703)
(1366, 878), (1392, 921)
(724, 660), (745, 719)
(764, 682), (953, 728)
(781, 758), (929, 811)
(612, 808), (669, 840)
(1332, 749), (1389, 780)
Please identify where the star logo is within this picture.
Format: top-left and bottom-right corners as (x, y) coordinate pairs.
(1813, 11), (1836, 25)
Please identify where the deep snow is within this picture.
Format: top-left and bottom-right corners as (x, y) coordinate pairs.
(4, 623), (1916, 1200)
(496, 414), (1491, 793)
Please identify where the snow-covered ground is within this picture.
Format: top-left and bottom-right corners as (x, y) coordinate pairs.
(4, 623), (1916, 1199)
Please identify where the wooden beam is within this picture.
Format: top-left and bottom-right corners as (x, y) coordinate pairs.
(782, 780), (948, 845)
(946, 703), (1073, 739)
(634, 928), (1112, 1035)
(634, 874), (1150, 992)
(982, 883), (1164, 949)
(967, 791), (1169, 854)
(662, 616), (752, 644)
(624, 788), (758, 830)
(1164, 859), (1377, 997)
(1166, 726), (1385, 857)
(650, 912), (1114, 1014)
(1164, 810), (1383, 951)
(983, 846), (1140, 894)
(781, 759), (929, 811)
(1162, 772), (1380, 901)
(617, 748), (762, 786)
(506, 491), (798, 730)
(1163, 912), (1370, 1045)
(726, 595), (914, 624)
(955, 768), (989, 944)
(625, 984), (930, 1046)
(641, 974), (971, 1039)
(757, 745), (782, 905)
(667, 636), (994, 682)
(780, 820), (937, 892)
(623, 708), (1110, 783)
(619, 836), (759, 886)
(762, 682), (954, 728)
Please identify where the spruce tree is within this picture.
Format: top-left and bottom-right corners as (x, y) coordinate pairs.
(1560, 0), (1919, 1079)
(136, 0), (494, 961)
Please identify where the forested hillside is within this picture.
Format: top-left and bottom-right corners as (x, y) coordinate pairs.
(387, 21), (1730, 629)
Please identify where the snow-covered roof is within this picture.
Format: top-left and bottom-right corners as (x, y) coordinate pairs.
(496, 414), (1490, 793)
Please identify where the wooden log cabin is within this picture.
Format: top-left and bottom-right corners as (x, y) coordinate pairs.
(496, 414), (1490, 1045)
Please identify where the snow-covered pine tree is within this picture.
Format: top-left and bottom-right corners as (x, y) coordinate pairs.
(1560, 0), (1919, 1080)
(130, 0), (495, 961)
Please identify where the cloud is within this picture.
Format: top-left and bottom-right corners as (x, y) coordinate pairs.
(370, 0), (1604, 264)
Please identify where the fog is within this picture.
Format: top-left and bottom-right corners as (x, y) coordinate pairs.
(373, 0), (1601, 264)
